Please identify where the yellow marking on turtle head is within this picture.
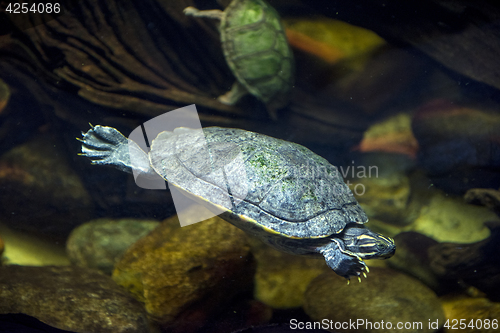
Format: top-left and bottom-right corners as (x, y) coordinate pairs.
(358, 234), (375, 241)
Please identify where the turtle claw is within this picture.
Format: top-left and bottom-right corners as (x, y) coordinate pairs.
(320, 239), (372, 281)
(79, 125), (154, 175)
(79, 125), (131, 170)
(345, 257), (369, 282)
(80, 125), (128, 156)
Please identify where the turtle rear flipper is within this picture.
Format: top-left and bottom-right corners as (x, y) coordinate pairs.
(80, 125), (152, 175)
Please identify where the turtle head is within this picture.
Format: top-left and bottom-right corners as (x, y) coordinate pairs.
(317, 226), (395, 280)
(342, 225), (396, 260)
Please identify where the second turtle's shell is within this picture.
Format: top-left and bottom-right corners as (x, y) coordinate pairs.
(220, 0), (294, 109)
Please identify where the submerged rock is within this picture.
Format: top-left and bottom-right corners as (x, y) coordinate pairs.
(358, 113), (419, 159)
(66, 218), (160, 275)
(465, 188), (500, 217)
(112, 213), (254, 332)
(0, 266), (150, 333)
(304, 267), (445, 333)
(389, 232), (441, 291)
(284, 17), (386, 65)
(412, 100), (500, 194)
(0, 313), (75, 333)
(202, 298), (273, 333)
(403, 187), (495, 244)
(249, 236), (328, 309)
(0, 135), (93, 238)
(429, 221), (500, 302)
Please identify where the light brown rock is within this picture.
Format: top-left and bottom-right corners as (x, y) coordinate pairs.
(112, 213), (254, 332)
(304, 267), (445, 333)
(249, 236), (328, 309)
(66, 218), (160, 275)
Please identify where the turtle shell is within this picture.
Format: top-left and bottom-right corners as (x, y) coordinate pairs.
(149, 127), (367, 239)
(220, 0), (294, 109)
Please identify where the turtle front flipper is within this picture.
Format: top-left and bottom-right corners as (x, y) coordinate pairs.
(318, 239), (368, 281)
(79, 125), (153, 176)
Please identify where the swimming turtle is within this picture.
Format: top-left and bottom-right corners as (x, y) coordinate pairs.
(184, 0), (294, 115)
(79, 125), (395, 280)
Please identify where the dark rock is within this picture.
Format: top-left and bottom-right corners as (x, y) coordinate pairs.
(0, 134), (93, 239)
(304, 267), (445, 333)
(229, 300), (274, 331)
(0, 265), (150, 333)
(465, 188), (500, 216)
(112, 212), (254, 332)
(389, 232), (441, 291)
(202, 299), (273, 333)
(0, 313), (74, 333)
(66, 218), (160, 275)
(412, 99), (500, 194)
(429, 221), (500, 301)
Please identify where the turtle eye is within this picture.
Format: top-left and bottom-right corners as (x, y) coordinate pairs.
(376, 241), (387, 252)
(376, 237), (396, 257)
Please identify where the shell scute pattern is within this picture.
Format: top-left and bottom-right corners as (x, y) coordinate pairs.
(149, 127), (367, 238)
(221, 0), (293, 106)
